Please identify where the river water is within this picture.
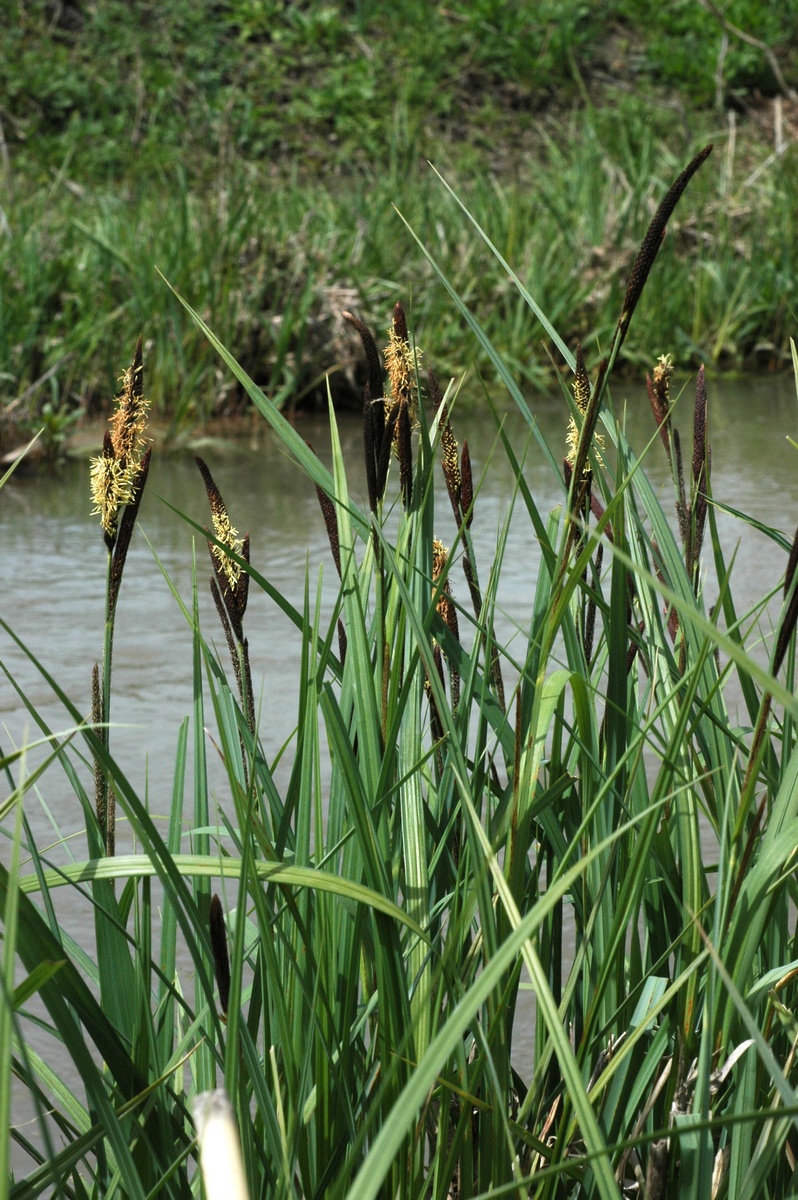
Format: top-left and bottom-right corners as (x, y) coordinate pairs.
(3, 374), (796, 829)
(1, 372), (796, 1169)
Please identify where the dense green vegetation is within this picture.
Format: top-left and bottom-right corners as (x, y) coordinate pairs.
(0, 0), (796, 446)
(5, 140), (798, 1197)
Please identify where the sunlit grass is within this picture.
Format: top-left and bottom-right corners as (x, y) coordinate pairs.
(2, 100), (795, 451)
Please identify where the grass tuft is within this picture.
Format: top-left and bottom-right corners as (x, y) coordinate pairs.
(3, 143), (798, 1199)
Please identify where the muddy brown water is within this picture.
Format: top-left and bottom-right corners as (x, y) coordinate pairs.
(2, 374), (796, 1172)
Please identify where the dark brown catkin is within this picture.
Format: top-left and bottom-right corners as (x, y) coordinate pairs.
(209, 894), (231, 1017)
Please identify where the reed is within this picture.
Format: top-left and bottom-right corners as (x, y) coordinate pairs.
(89, 339), (152, 857)
(3, 145), (798, 1200)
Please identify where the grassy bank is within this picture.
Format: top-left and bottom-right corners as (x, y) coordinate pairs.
(1, 1), (796, 447)
(4, 144), (798, 1197)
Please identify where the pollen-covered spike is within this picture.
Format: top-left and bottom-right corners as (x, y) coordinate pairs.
(209, 895), (231, 1017)
(384, 301), (421, 427)
(619, 145), (712, 345)
(432, 540), (455, 629)
(109, 336), (150, 468)
(649, 354), (674, 431)
(385, 325), (419, 416)
(91, 338), (151, 550)
(343, 310), (384, 417)
(567, 343), (605, 479)
(569, 357), (608, 489)
(90, 431), (122, 548)
(647, 373), (672, 457)
(195, 456), (245, 602)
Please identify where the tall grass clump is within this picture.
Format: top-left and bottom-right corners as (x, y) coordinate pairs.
(5, 141), (798, 1199)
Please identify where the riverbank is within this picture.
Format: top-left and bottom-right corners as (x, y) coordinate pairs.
(2, 1), (796, 450)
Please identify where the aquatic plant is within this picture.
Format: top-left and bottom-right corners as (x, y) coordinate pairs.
(5, 144), (798, 1200)
(89, 338), (152, 856)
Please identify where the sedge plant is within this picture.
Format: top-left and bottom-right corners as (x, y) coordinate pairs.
(4, 142), (798, 1200)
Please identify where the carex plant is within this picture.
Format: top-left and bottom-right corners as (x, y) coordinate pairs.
(4, 139), (798, 1200)
(88, 337), (152, 858)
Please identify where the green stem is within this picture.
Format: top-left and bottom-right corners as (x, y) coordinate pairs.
(99, 547), (116, 856)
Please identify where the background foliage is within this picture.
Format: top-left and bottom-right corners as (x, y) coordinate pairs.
(0, 0), (796, 441)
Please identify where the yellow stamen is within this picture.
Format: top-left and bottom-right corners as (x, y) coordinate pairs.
(90, 452), (136, 537)
(653, 352), (674, 391)
(90, 343), (151, 534)
(384, 327), (421, 424)
(211, 509), (244, 590)
(432, 539), (456, 632)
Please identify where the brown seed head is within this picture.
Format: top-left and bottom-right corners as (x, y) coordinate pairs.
(785, 525), (798, 600)
(108, 448), (152, 613)
(620, 146), (712, 344)
(432, 539), (459, 641)
(398, 400), (413, 507)
(460, 442), (474, 528)
(343, 310), (385, 412)
(692, 364), (707, 490)
(648, 353), (674, 455)
(392, 301), (408, 345)
(209, 894), (231, 1017)
(428, 368), (444, 413)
